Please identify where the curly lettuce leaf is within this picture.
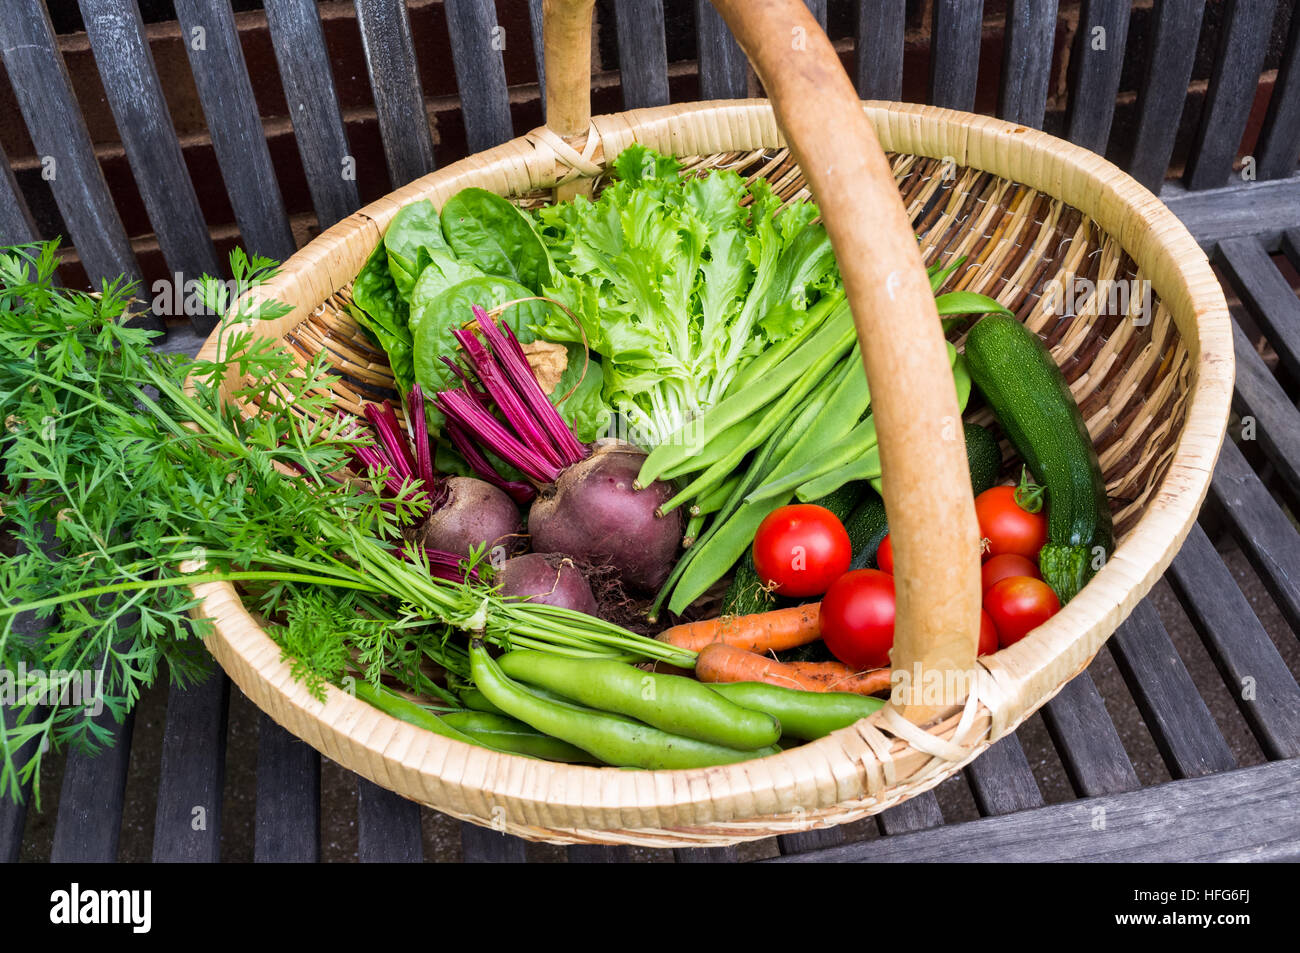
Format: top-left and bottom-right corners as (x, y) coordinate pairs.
(531, 144), (839, 446)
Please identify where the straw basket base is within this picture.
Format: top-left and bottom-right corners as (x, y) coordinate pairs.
(195, 100), (1231, 847)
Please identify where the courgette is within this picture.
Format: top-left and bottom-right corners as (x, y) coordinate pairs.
(964, 422), (1002, 496)
(964, 314), (1113, 602)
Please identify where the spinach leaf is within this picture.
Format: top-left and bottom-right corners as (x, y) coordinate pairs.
(440, 188), (552, 293)
(349, 243), (415, 395)
(385, 200), (449, 298)
(408, 250), (486, 335)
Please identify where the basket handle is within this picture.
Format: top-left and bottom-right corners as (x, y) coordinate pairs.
(541, 0), (982, 724)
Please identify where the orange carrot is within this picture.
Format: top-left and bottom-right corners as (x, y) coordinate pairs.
(787, 662), (893, 696)
(693, 643), (891, 697)
(657, 603), (821, 654)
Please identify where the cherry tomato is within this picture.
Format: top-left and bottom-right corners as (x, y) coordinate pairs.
(819, 569), (896, 669)
(975, 485), (1048, 561)
(876, 533), (894, 574)
(752, 504), (852, 598)
(979, 609), (998, 656)
(985, 576), (1060, 647)
(981, 553), (1040, 592)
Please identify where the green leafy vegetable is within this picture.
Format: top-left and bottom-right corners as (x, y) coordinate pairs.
(350, 243), (415, 396)
(0, 241), (689, 803)
(532, 144), (840, 447)
(440, 188), (552, 294)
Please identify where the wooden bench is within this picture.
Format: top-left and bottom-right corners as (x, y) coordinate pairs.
(2, 0), (1299, 862)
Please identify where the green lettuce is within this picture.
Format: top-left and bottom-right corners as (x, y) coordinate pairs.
(531, 144), (839, 447)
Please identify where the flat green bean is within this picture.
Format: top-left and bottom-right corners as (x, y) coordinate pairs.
(497, 650), (781, 749)
(469, 643), (780, 769)
(707, 682), (885, 741)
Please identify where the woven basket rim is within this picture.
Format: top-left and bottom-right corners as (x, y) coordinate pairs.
(191, 99), (1233, 847)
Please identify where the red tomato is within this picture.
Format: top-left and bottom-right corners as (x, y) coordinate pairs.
(876, 533), (894, 574)
(819, 569), (896, 669)
(985, 576), (1060, 647)
(981, 553), (1040, 592)
(975, 486), (1048, 561)
(979, 609), (998, 656)
(752, 504), (852, 598)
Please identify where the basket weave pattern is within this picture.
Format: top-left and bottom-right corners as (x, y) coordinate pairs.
(195, 101), (1231, 846)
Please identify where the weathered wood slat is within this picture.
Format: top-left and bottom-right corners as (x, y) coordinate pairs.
(567, 844), (632, 862)
(355, 0), (436, 188)
(777, 825), (845, 855)
(49, 709), (135, 862)
(0, 142), (40, 247)
(766, 758), (1300, 862)
(1284, 227), (1300, 272)
(174, 0), (296, 263)
(998, 0), (1058, 128)
(1126, 0), (1206, 191)
(1161, 176), (1300, 251)
(1256, 6), (1300, 180)
(673, 845), (739, 862)
(1217, 236), (1300, 381)
(528, 0), (546, 101)
(1040, 671), (1140, 797)
(254, 715), (321, 862)
(1108, 600), (1238, 778)
(1223, 315), (1300, 500)
(804, 0), (828, 30)
(1167, 523), (1300, 761)
(695, 0), (747, 100)
(442, 0), (514, 153)
(1065, 0), (1131, 152)
(152, 673), (229, 862)
(0, 0), (152, 320)
(461, 820), (528, 861)
(77, 0), (223, 334)
(876, 790), (944, 835)
(964, 733), (1045, 815)
(1185, 0), (1280, 191)
(612, 0), (670, 109)
(1210, 437), (1300, 634)
(928, 0), (983, 112)
(264, 0), (361, 230)
(854, 0), (906, 101)
(357, 779), (424, 862)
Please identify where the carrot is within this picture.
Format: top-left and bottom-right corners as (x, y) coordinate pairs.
(657, 603), (821, 654)
(693, 643), (891, 697)
(786, 661), (893, 696)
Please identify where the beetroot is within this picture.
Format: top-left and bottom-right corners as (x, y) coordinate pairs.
(348, 389), (521, 568)
(417, 476), (521, 559)
(495, 553), (598, 616)
(434, 308), (682, 594)
(528, 444), (680, 591)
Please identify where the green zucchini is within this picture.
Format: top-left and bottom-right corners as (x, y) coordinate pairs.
(964, 314), (1113, 602)
(721, 551), (775, 616)
(845, 493), (889, 570)
(964, 422), (1002, 496)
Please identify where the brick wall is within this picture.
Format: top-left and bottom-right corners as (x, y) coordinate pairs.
(1, 0), (1294, 288)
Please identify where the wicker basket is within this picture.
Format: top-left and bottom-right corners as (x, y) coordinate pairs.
(192, 0), (1232, 847)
